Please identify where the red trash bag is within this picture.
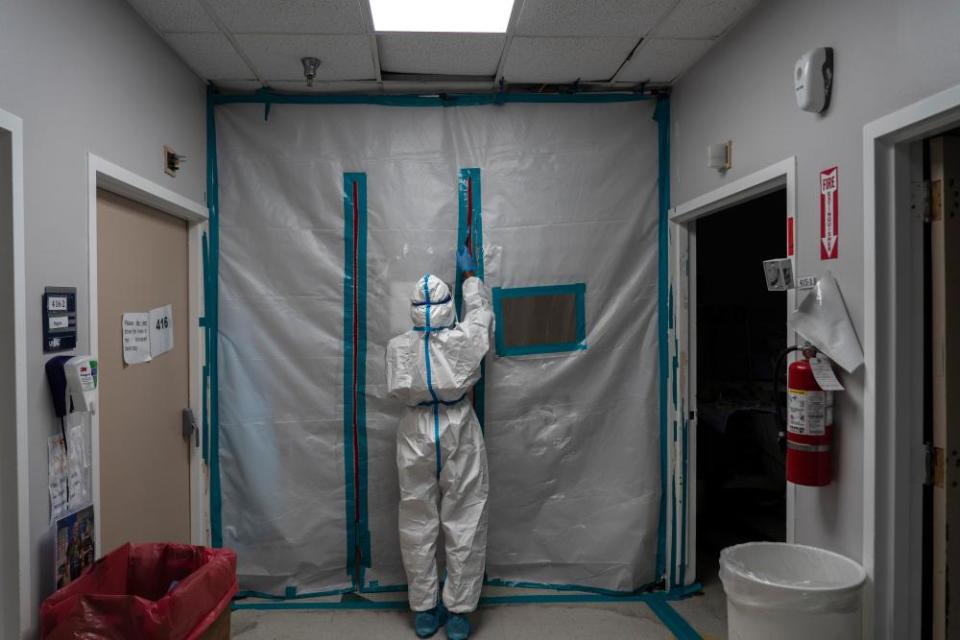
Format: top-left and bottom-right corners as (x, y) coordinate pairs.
(40, 543), (238, 640)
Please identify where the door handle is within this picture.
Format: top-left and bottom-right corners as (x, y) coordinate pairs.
(182, 407), (199, 447)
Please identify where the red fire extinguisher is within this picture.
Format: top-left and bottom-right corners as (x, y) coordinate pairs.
(786, 347), (833, 486)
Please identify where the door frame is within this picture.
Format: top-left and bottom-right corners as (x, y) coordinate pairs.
(862, 82), (960, 640)
(86, 154), (208, 554)
(668, 157), (798, 586)
(1, 106), (29, 639)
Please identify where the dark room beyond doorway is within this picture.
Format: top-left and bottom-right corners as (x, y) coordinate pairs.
(695, 188), (788, 583)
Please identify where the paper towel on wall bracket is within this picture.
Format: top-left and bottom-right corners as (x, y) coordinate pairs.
(788, 271), (864, 373)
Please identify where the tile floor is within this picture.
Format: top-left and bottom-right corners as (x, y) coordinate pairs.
(231, 575), (728, 639)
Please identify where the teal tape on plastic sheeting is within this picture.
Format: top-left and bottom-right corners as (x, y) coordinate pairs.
(206, 86), (224, 548)
(654, 96), (671, 582)
(359, 582), (409, 594)
(212, 89), (654, 108)
(342, 175), (357, 579)
(235, 586), (354, 601)
(647, 599), (703, 640)
(343, 173), (371, 586)
(484, 576), (658, 598)
(356, 176), (371, 577)
(455, 168), (486, 429)
(491, 284), (587, 357)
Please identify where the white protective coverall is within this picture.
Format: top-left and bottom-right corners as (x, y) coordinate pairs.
(386, 274), (494, 613)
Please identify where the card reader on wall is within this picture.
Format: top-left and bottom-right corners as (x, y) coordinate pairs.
(46, 355), (98, 417)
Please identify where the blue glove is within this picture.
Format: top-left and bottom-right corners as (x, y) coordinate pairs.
(457, 245), (477, 272)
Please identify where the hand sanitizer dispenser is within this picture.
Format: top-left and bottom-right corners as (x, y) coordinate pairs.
(795, 47), (833, 113)
(65, 356), (98, 414)
(46, 355), (98, 416)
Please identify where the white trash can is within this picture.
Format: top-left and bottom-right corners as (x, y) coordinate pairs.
(719, 542), (866, 640)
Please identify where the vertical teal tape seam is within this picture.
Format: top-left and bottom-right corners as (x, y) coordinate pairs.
(455, 168), (485, 429)
(356, 175), (371, 581)
(342, 175), (356, 581)
(343, 173), (371, 585)
(654, 96), (670, 581)
(207, 86), (223, 548)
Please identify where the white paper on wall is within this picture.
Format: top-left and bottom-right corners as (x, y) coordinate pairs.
(122, 312), (151, 365)
(48, 434), (68, 522)
(149, 304), (174, 357)
(67, 420), (92, 510)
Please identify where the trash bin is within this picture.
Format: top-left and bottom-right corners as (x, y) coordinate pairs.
(41, 543), (238, 640)
(719, 542), (866, 640)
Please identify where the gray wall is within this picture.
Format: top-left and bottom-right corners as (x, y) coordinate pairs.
(0, 129), (16, 640)
(0, 0), (205, 634)
(671, 0), (960, 561)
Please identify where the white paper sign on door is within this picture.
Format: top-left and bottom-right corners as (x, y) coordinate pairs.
(149, 304), (174, 357)
(122, 312), (152, 365)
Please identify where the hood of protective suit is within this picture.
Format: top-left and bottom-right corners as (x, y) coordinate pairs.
(410, 274), (456, 328)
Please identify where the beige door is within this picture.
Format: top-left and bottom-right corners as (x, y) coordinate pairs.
(930, 137), (960, 640)
(97, 189), (191, 552)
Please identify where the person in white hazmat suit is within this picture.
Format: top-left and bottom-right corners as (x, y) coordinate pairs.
(386, 248), (493, 640)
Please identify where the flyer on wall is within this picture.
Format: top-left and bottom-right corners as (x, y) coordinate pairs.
(55, 505), (95, 590)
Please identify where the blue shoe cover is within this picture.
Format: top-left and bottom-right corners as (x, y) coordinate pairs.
(415, 603), (447, 638)
(445, 614), (471, 640)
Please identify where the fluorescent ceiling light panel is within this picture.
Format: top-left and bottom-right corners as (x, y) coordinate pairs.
(369, 0), (514, 33)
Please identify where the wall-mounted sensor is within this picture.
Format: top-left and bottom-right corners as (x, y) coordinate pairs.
(795, 47), (833, 113)
(164, 146), (185, 177)
(301, 56), (321, 87)
(707, 141), (732, 172)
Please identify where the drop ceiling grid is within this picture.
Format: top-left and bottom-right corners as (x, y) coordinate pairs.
(615, 37), (716, 83)
(502, 36), (640, 84)
(124, 0), (762, 89)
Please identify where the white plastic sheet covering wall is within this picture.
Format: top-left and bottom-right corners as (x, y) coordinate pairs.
(216, 101), (661, 596)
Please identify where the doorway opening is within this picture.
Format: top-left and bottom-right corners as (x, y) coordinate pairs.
(921, 132), (960, 640)
(694, 188), (788, 585)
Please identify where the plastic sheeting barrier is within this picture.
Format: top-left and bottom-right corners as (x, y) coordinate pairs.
(214, 101), (663, 597)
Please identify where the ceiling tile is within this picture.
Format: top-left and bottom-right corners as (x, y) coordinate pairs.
(164, 33), (254, 79)
(615, 37), (715, 83)
(653, 0), (760, 39)
(502, 37), (636, 84)
(378, 33), (504, 76)
(125, 0), (217, 32)
(235, 34), (377, 81)
(514, 0), (677, 37)
(203, 0), (367, 34)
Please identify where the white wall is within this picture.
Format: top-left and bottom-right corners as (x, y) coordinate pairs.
(671, 0), (960, 561)
(0, 0), (205, 634)
(0, 128), (17, 640)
